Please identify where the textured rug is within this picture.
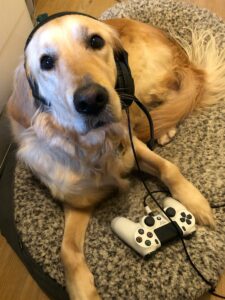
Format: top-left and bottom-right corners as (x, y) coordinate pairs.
(12, 0), (225, 299)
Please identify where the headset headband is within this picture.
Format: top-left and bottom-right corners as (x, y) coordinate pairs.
(25, 11), (98, 50)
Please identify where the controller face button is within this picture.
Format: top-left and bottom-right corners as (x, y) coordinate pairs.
(144, 216), (155, 227)
(187, 214), (192, 219)
(136, 236), (142, 243)
(180, 218), (185, 222)
(186, 219), (192, 225)
(165, 207), (176, 217)
(145, 240), (151, 246)
(147, 232), (153, 238)
(181, 212), (186, 218)
(138, 229), (144, 235)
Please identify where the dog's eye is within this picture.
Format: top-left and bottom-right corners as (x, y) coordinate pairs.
(89, 35), (105, 50)
(40, 55), (55, 71)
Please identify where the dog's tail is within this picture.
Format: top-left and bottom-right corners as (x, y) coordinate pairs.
(136, 30), (225, 142)
(176, 29), (225, 107)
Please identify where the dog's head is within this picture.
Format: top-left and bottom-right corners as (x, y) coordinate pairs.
(10, 15), (123, 135)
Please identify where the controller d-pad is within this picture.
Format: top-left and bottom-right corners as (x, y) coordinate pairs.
(165, 207), (176, 217)
(180, 212), (193, 225)
(144, 216), (155, 227)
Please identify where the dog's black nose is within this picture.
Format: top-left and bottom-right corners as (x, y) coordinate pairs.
(74, 83), (108, 115)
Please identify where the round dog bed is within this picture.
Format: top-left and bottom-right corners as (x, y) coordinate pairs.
(1, 0), (225, 299)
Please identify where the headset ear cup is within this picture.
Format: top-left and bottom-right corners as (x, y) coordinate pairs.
(114, 48), (154, 150)
(114, 49), (135, 98)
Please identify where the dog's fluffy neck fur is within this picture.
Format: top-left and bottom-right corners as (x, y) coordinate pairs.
(18, 111), (134, 206)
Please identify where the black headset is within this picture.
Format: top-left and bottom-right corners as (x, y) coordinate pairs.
(24, 11), (154, 150)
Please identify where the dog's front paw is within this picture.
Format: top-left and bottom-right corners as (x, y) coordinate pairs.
(157, 127), (177, 145)
(172, 181), (215, 228)
(190, 200), (215, 228)
(181, 193), (215, 228)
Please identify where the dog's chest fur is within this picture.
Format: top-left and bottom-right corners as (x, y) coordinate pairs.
(18, 114), (134, 206)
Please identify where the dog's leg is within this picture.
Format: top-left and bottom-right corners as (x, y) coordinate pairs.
(61, 205), (101, 300)
(133, 137), (215, 227)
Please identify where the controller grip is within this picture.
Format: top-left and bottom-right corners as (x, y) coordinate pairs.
(111, 217), (144, 256)
(111, 217), (138, 242)
(111, 217), (158, 257)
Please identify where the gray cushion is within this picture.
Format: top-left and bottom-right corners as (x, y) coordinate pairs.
(13, 0), (225, 299)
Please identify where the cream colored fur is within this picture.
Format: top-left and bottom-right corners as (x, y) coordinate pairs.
(174, 29), (225, 106)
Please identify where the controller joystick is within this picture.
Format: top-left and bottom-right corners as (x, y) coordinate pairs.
(144, 215), (155, 226)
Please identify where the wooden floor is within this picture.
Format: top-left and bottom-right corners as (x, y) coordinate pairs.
(1, 0), (225, 299)
(34, 0), (225, 20)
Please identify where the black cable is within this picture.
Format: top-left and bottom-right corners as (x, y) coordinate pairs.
(210, 291), (225, 299)
(144, 190), (170, 198)
(120, 94), (155, 150)
(211, 204), (225, 209)
(132, 96), (155, 150)
(125, 107), (225, 298)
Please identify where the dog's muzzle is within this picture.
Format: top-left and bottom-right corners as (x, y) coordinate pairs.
(74, 83), (108, 116)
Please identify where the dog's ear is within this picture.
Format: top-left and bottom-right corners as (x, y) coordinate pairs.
(101, 19), (123, 53)
(7, 58), (36, 129)
(25, 62), (50, 108)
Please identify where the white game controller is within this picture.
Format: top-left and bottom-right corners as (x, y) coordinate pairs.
(111, 197), (196, 258)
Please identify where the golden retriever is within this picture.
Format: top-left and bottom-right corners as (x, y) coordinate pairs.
(7, 14), (225, 299)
